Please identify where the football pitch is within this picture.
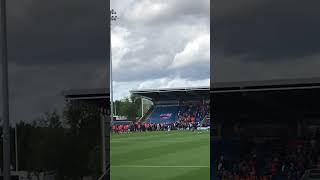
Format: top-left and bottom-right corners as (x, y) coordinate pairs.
(110, 130), (210, 180)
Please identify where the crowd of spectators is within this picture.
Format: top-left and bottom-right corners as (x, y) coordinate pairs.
(216, 130), (320, 180)
(177, 102), (209, 124)
(217, 147), (309, 180)
(112, 102), (210, 133)
(112, 121), (201, 133)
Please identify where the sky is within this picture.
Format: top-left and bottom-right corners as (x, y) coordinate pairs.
(211, 0), (320, 86)
(110, 0), (210, 100)
(0, 0), (109, 124)
(2, 0), (320, 123)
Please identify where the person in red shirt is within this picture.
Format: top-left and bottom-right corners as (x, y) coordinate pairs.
(125, 124), (129, 133)
(115, 125), (119, 133)
(144, 123), (148, 131)
(120, 125), (125, 133)
(137, 124), (141, 131)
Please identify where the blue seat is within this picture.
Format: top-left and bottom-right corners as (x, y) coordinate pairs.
(147, 106), (181, 124)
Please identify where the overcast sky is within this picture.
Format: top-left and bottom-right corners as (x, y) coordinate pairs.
(111, 0), (210, 100)
(0, 0), (109, 124)
(212, 0), (320, 86)
(3, 0), (320, 123)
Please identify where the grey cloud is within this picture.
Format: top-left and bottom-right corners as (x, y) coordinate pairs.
(120, 0), (209, 26)
(112, 4), (209, 82)
(7, 0), (108, 65)
(214, 1), (320, 60)
(7, 62), (108, 123)
(1, 0), (110, 123)
(212, 0), (320, 82)
(110, 0), (210, 100)
(212, 54), (320, 84)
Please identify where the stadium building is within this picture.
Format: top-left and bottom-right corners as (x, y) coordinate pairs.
(211, 77), (320, 180)
(131, 87), (210, 127)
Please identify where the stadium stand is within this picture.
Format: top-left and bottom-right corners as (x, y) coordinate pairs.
(215, 136), (319, 180)
(147, 105), (181, 124)
(132, 88), (209, 122)
(212, 78), (320, 180)
(144, 102), (209, 124)
(110, 87), (210, 133)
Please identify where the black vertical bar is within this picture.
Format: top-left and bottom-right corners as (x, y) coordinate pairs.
(0, 0), (11, 179)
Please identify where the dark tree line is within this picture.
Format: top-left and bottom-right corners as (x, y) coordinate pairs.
(1, 101), (103, 180)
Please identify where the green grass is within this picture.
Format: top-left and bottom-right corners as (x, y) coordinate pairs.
(110, 130), (210, 180)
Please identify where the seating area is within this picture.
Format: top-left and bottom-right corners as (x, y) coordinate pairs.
(146, 102), (209, 125)
(177, 103), (209, 124)
(147, 105), (181, 124)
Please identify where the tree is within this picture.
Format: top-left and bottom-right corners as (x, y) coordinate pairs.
(113, 95), (142, 120)
(47, 110), (62, 128)
(10, 104), (102, 180)
(61, 101), (102, 180)
(16, 111), (64, 180)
